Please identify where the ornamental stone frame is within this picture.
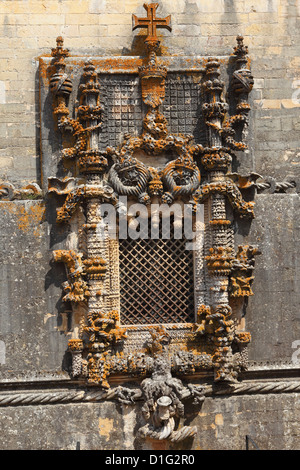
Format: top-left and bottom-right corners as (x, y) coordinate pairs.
(39, 3), (259, 446)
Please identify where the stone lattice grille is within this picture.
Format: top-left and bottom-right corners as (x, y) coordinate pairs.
(162, 74), (204, 143)
(119, 221), (195, 325)
(99, 73), (204, 149)
(100, 75), (144, 148)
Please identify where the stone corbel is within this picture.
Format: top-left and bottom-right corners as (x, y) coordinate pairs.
(192, 181), (255, 218)
(52, 250), (88, 303)
(229, 245), (260, 298)
(83, 310), (127, 388)
(131, 326), (205, 447)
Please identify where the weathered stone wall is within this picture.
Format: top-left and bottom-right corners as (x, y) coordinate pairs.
(0, 393), (299, 450)
(0, 0), (299, 451)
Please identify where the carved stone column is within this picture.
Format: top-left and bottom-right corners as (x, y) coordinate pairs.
(203, 58), (232, 309)
(201, 57), (239, 382)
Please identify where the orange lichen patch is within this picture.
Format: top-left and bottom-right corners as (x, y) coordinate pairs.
(83, 257), (107, 278)
(40, 56), (144, 80)
(235, 331), (251, 344)
(206, 246), (235, 276)
(53, 250), (83, 275)
(98, 417), (114, 439)
(68, 339), (84, 352)
(40, 56), (211, 85)
(215, 414), (224, 426)
(209, 219), (231, 226)
(85, 57), (143, 73)
(2, 202), (45, 236)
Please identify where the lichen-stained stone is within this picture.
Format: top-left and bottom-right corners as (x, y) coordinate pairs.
(235, 194), (300, 366)
(0, 394), (299, 450)
(0, 200), (70, 380)
(0, 401), (127, 450)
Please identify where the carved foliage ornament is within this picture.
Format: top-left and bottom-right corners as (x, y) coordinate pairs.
(46, 2), (258, 445)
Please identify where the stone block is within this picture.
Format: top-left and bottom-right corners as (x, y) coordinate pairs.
(244, 0), (278, 13)
(98, 13), (130, 25)
(235, 195), (300, 364)
(0, 156), (13, 168)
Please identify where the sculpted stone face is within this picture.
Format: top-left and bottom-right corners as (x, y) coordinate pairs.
(119, 166), (140, 186)
(172, 167), (194, 186)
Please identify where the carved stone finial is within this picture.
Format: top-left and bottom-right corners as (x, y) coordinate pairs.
(51, 36), (70, 63)
(233, 35), (249, 63)
(49, 36), (72, 121)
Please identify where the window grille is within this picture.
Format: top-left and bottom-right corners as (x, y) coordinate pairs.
(119, 219), (195, 325)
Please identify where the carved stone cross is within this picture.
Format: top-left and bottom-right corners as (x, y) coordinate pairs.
(132, 2), (172, 41)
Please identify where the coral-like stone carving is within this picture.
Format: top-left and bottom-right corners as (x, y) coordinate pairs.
(53, 250), (88, 303)
(84, 310), (127, 388)
(230, 245), (260, 297)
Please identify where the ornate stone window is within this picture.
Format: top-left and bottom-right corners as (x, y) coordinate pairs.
(41, 3), (258, 445)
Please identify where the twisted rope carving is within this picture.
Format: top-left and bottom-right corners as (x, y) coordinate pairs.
(0, 391), (85, 406)
(0, 387), (122, 407)
(255, 182), (272, 190)
(255, 181), (296, 193)
(205, 381), (300, 396)
(50, 73), (70, 95)
(0, 381), (299, 407)
(170, 426), (198, 442)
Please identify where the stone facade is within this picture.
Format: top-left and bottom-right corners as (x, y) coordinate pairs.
(0, 0), (299, 451)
